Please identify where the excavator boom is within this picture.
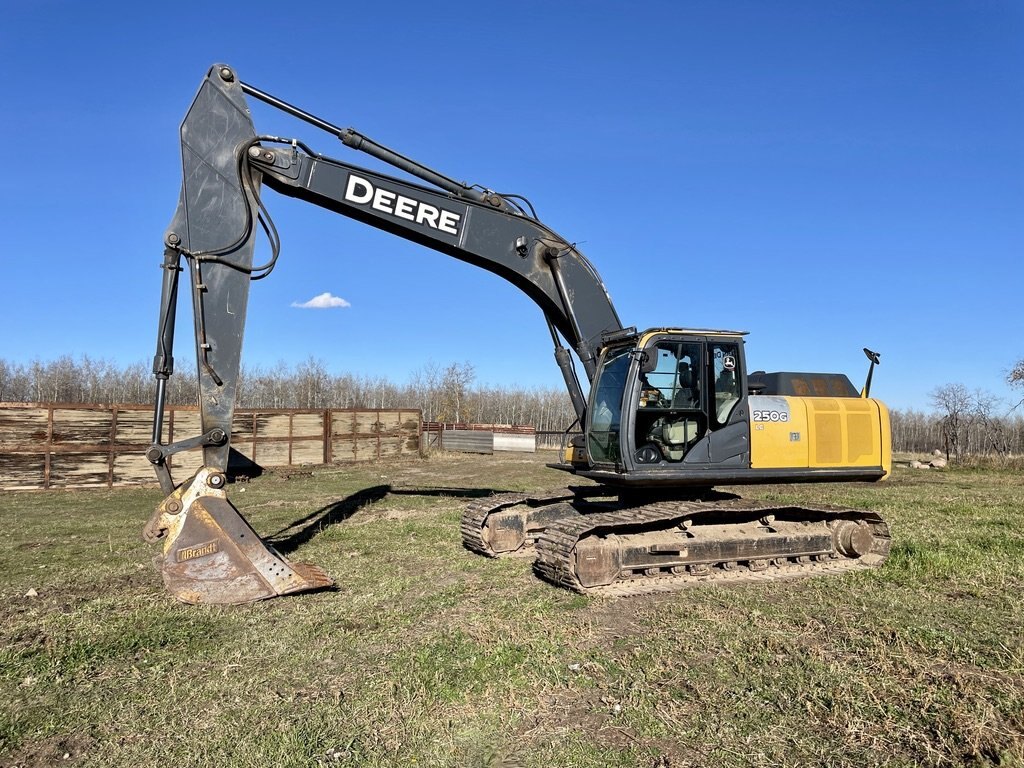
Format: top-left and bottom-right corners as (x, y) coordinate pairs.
(146, 64), (623, 603)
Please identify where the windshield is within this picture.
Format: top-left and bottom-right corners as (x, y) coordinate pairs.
(587, 347), (631, 464)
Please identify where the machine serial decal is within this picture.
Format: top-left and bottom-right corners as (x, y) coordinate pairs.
(344, 174), (462, 236)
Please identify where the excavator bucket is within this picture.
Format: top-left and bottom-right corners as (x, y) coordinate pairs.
(144, 468), (333, 605)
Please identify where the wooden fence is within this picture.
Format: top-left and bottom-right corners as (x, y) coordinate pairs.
(0, 403), (421, 491)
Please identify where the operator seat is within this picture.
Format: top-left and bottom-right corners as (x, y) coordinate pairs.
(672, 362), (697, 409)
(648, 360), (702, 461)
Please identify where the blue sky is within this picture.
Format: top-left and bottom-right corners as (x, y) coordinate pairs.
(2, 1), (1021, 412)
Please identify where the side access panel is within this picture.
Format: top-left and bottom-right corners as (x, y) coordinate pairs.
(749, 395), (890, 475)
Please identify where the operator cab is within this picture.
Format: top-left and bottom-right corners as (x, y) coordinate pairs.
(577, 329), (751, 484)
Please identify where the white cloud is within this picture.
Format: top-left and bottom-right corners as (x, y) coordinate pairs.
(291, 292), (351, 309)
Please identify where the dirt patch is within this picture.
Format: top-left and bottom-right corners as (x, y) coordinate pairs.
(4, 568), (158, 620)
(586, 596), (650, 641)
(2, 733), (95, 768)
(510, 689), (691, 766)
(345, 506), (423, 526)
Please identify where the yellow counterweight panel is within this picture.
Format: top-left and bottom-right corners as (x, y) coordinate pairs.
(750, 395), (890, 474)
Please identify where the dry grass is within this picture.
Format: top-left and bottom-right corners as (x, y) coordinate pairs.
(1, 451), (1022, 767)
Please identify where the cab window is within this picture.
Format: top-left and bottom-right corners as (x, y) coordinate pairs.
(711, 342), (742, 424)
(639, 342), (702, 410)
(634, 341), (706, 464)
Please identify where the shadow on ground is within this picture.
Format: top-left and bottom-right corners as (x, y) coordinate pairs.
(266, 485), (516, 555)
(388, 486), (515, 499)
(267, 485), (391, 554)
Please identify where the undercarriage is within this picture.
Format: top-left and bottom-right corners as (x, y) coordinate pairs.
(461, 489), (890, 596)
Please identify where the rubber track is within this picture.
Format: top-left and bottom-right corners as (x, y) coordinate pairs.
(533, 499), (891, 597)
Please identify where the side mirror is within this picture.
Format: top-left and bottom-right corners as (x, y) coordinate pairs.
(861, 347), (881, 398)
(639, 348), (658, 374)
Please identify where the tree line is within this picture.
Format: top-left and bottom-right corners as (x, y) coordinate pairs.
(890, 407), (1024, 460)
(3, 355), (1023, 458)
(0, 356), (577, 435)
(923, 382), (1024, 462)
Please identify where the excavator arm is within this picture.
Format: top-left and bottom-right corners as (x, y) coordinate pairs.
(145, 63), (624, 603)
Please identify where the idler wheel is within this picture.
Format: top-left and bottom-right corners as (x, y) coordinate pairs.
(833, 521), (874, 558)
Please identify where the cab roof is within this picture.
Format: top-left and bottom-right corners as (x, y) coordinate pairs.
(603, 327), (746, 342)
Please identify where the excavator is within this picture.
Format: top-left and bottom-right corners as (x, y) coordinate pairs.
(144, 64), (891, 604)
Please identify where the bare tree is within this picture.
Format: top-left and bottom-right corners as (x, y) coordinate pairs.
(929, 383), (973, 462)
(294, 357), (330, 409)
(0, 359), (11, 402)
(408, 361), (443, 421)
(971, 389), (1010, 461)
(1010, 359), (1024, 385)
(438, 362), (475, 423)
(1008, 358), (1024, 412)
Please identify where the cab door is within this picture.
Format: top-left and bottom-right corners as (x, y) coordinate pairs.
(624, 337), (750, 469)
(694, 340), (750, 466)
(629, 339), (708, 465)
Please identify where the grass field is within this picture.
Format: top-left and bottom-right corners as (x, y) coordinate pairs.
(1, 452), (1022, 767)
